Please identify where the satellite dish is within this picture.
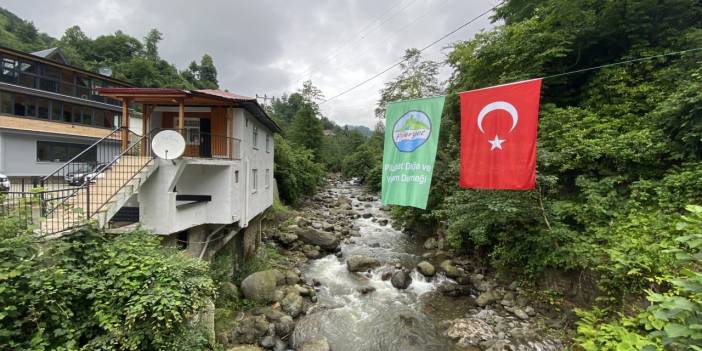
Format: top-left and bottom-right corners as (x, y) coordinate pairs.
(99, 67), (113, 77)
(152, 130), (186, 160)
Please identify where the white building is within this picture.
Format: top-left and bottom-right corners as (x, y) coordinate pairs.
(28, 87), (280, 258)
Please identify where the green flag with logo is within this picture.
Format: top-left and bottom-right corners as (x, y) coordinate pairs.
(381, 96), (445, 209)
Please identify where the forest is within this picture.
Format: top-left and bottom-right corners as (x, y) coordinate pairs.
(1, 0), (702, 349)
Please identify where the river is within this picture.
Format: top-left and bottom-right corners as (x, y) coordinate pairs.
(290, 179), (564, 351)
(292, 180), (471, 351)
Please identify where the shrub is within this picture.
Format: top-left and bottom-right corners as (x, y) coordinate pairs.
(0, 222), (215, 351)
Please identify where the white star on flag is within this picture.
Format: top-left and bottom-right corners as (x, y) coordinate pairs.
(489, 135), (505, 150)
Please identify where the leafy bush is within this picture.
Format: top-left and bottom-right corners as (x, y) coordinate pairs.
(274, 134), (324, 205)
(0, 221), (215, 351)
(575, 205), (702, 350)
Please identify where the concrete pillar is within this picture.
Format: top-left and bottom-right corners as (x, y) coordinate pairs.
(186, 225), (208, 258)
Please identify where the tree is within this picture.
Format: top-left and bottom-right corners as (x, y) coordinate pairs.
(198, 54), (218, 89)
(144, 28), (163, 59)
(299, 80), (324, 115)
(288, 104), (324, 161)
(375, 48), (443, 118)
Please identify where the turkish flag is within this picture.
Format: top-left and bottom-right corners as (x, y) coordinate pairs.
(459, 79), (542, 190)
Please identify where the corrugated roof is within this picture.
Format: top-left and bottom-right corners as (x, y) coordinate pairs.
(194, 89), (254, 101)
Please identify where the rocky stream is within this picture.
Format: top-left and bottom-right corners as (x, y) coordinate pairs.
(225, 177), (567, 351)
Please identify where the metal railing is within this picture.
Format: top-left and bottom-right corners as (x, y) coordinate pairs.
(0, 127), (241, 235)
(0, 127), (155, 235)
(145, 128), (241, 160)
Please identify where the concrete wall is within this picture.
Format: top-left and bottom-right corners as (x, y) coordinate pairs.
(137, 106), (275, 235)
(232, 109), (275, 225)
(0, 129), (118, 177)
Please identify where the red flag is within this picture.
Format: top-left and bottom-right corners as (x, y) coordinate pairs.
(459, 79), (542, 190)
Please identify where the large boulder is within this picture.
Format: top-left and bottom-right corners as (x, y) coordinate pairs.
(296, 228), (340, 251)
(346, 255), (381, 272)
(241, 270), (282, 303)
(391, 271), (412, 289)
(416, 261), (436, 277)
(297, 336), (330, 351)
(439, 260), (461, 279)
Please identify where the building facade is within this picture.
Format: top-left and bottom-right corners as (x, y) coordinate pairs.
(0, 46), (138, 187)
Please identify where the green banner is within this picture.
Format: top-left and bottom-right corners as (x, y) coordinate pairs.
(381, 96), (445, 209)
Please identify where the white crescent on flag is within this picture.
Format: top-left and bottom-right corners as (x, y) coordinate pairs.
(477, 101), (519, 134)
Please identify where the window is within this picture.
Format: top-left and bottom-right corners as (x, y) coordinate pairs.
(0, 92), (12, 114)
(252, 125), (258, 149)
(265, 169), (270, 188)
(1, 57), (18, 83)
(13, 95), (35, 117)
(173, 117), (201, 145)
(265, 134), (270, 153)
(37, 141), (96, 163)
(37, 99), (50, 119)
(251, 169), (258, 192)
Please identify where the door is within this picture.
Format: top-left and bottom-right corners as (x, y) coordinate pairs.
(199, 118), (211, 157)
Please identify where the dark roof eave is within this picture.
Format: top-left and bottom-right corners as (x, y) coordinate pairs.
(240, 100), (282, 134)
(0, 45), (135, 87)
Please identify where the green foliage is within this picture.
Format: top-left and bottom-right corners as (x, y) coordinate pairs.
(0, 8), (57, 52)
(341, 124), (384, 191)
(375, 48), (443, 118)
(273, 134), (324, 205)
(288, 104), (324, 161)
(0, 221), (215, 351)
(376, 0), (702, 308)
(575, 205), (702, 350)
(0, 7), (218, 90)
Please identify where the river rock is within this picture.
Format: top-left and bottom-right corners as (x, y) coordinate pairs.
(361, 212), (372, 218)
(278, 232), (298, 246)
(391, 271), (412, 289)
(416, 261), (436, 276)
(378, 218), (389, 226)
(241, 270), (282, 303)
(260, 335), (276, 348)
(346, 255), (380, 272)
(295, 216), (310, 227)
(443, 318), (496, 347)
(358, 286), (376, 294)
(297, 336), (330, 351)
(439, 260), (461, 279)
(296, 228), (340, 251)
(227, 346), (263, 351)
(424, 237), (437, 249)
(275, 315), (295, 336)
(476, 290), (499, 307)
(281, 291), (304, 317)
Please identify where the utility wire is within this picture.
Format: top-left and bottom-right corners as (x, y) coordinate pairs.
(540, 47), (702, 80)
(321, 0), (506, 105)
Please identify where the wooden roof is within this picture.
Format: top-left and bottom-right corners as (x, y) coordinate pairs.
(98, 88), (281, 133)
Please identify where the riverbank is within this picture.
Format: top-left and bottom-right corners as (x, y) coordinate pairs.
(221, 176), (569, 350)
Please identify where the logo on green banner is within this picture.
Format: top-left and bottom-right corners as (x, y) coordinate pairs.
(381, 96), (445, 209)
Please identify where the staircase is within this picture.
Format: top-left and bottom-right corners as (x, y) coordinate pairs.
(35, 128), (158, 237)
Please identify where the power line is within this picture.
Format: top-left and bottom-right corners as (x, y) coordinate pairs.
(346, 46), (702, 107)
(321, 0), (506, 105)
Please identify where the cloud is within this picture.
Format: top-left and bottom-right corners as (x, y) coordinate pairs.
(4, 0), (499, 128)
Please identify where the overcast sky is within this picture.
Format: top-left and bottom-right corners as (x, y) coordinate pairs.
(4, 0), (499, 128)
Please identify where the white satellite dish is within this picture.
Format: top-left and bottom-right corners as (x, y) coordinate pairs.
(152, 130), (186, 160)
